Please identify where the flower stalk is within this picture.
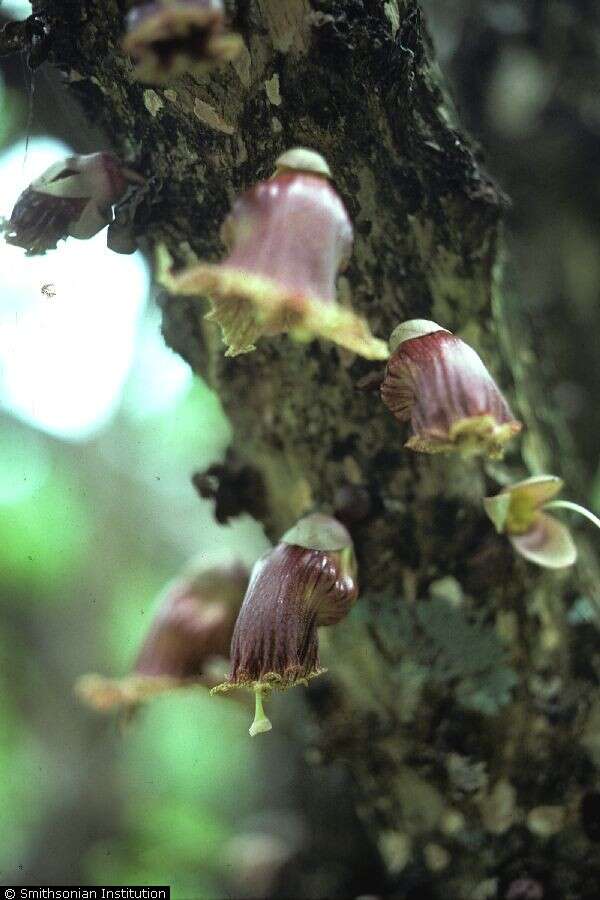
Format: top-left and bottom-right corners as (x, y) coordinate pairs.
(544, 500), (600, 531)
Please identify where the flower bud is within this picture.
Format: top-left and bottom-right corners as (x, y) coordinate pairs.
(161, 148), (388, 359)
(76, 560), (249, 712)
(123, 0), (242, 85)
(212, 514), (358, 736)
(483, 476), (577, 569)
(5, 152), (143, 256)
(381, 320), (521, 458)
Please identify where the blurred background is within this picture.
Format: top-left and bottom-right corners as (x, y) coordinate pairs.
(1, 0), (600, 897)
(424, 0), (600, 496)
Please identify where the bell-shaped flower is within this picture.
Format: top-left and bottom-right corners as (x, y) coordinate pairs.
(5, 152), (143, 256)
(76, 561), (248, 713)
(160, 147), (388, 359)
(212, 514), (358, 736)
(381, 319), (521, 458)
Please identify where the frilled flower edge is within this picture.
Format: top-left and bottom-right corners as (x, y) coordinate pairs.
(75, 669), (226, 712)
(406, 414), (522, 458)
(211, 665), (328, 738)
(162, 259), (389, 360)
(211, 664), (327, 696)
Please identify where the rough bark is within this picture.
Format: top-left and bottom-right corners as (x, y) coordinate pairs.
(21, 1), (600, 897)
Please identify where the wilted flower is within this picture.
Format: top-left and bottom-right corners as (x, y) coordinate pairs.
(212, 513), (358, 736)
(76, 560), (248, 713)
(160, 147), (389, 359)
(5, 152), (143, 256)
(483, 475), (577, 569)
(381, 319), (521, 457)
(122, 0), (242, 85)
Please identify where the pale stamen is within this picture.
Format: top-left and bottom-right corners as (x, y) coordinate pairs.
(249, 688), (272, 737)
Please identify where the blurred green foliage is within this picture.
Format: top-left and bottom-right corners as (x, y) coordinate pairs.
(0, 350), (265, 893)
(0, 67), (267, 883)
(0, 457), (91, 596)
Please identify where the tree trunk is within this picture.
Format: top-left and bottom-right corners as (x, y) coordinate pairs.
(25, 1), (600, 896)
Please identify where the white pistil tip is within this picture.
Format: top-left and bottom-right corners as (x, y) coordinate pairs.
(249, 690), (272, 737)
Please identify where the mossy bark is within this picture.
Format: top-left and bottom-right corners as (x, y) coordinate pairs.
(28, 1), (600, 896)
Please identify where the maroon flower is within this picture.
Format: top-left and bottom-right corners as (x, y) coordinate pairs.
(161, 147), (388, 359)
(76, 561), (248, 713)
(213, 514), (358, 736)
(381, 319), (521, 458)
(5, 152), (143, 256)
(122, 0), (242, 84)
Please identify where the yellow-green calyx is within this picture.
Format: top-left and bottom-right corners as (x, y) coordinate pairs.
(274, 147), (332, 179)
(483, 476), (579, 569)
(484, 476), (563, 535)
